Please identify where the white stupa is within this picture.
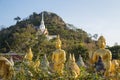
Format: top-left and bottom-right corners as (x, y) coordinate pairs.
(36, 11), (57, 40)
(77, 54), (86, 67)
(40, 54), (49, 71)
(37, 12), (48, 35)
(40, 12), (45, 33)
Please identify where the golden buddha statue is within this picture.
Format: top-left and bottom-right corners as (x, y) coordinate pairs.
(0, 56), (14, 80)
(51, 35), (66, 75)
(24, 47), (33, 61)
(92, 36), (112, 77)
(110, 60), (119, 76)
(24, 47), (40, 72)
(66, 54), (80, 78)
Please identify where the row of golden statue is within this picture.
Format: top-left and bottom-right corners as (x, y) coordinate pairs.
(0, 35), (120, 80)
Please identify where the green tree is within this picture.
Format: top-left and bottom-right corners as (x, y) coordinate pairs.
(107, 45), (120, 59)
(68, 44), (89, 61)
(14, 16), (21, 23)
(11, 24), (36, 53)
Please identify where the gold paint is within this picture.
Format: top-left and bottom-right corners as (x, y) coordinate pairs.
(24, 48), (40, 72)
(92, 36), (112, 77)
(0, 56), (14, 80)
(51, 35), (66, 75)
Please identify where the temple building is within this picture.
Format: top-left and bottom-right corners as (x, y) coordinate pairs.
(37, 12), (48, 36)
(36, 12), (56, 40)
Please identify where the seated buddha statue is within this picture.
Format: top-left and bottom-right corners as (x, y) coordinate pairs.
(24, 47), (40, 71)
(109, 59), (120, 79)
(92, 36), (112, 77)
(51, 35), (66, 75)
(0, 56), (14, 80)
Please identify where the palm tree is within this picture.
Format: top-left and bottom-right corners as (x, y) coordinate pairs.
(14, 16), (21, 23)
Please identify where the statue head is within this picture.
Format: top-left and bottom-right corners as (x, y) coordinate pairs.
(55, 35), (62, 49)
(98, 36), (106, 48)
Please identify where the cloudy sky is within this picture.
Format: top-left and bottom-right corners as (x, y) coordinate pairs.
(0, 0), (120, 46)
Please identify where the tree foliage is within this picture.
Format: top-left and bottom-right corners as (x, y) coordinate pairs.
(107, 45), (120, 59)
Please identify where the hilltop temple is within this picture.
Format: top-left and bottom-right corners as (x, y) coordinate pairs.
(36, 12), (57, 40)
(36, 12), (48, 36)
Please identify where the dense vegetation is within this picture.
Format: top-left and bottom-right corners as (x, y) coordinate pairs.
(0, 11), (120, 60)
(0, 11), (97, 61)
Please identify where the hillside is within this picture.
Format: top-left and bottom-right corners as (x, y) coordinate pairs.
(0, 11), (97, 60)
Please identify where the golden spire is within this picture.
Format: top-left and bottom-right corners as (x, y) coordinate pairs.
(72, 54), (76, 62)
(56, 35), (61, 44)
(24, 47), (33, 61)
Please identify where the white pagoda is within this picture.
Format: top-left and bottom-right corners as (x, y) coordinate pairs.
(77, 54), (86, 67)
(37, 12), (48, 36)
(36, 11), (57, 40)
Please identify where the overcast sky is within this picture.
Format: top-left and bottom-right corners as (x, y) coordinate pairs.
(0, 0), (120, 46)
